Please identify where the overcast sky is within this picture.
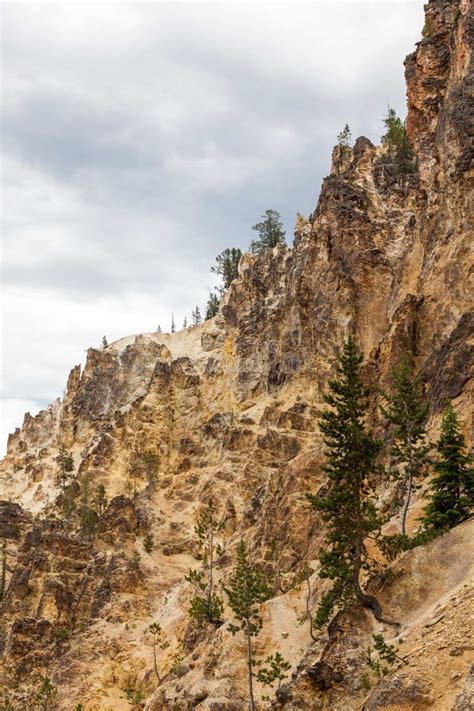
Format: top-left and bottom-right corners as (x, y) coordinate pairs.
(0, 1), (424, 455)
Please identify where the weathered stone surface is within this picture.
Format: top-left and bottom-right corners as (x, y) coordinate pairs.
(0, 3), (472, 709)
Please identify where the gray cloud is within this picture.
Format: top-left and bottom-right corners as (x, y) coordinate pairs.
(0, 0), (425, 452)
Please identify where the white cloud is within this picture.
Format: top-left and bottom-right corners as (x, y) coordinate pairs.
(0, 0), (425, 455)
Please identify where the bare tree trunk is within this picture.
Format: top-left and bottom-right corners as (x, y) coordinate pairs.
(153, 640), (160, 683)
(245, 618), (255, 711)
(306, 577), (317, 642)
(401, 427), (413, 536)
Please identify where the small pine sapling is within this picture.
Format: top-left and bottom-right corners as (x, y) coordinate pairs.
(337, 123), (352, 148)
(185, 498), (225, 625)
(34, 677), (57, 711)
(381, 358), (430, 537)
(256, 652), (291, 689)
(143, 533), (154, 554)
(93, 484), (108, 517)
(223, 540), (273, 711)
(121, 687), (144, 709)
(101, 336), (108, 349)
(367, 633), (405, 678)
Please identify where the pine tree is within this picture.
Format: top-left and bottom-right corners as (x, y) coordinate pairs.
(421, 403), (473, 531)
(171, 314), (176, 333)
(307, 336), (385, 627)
(381, 107), (415, 175)
(156, 325), (162, 333)
(102, 336), (108, 349)
(93, 484), (108, 517)
(61, 483), (77, 531)
(183, 316), (188, 328)
(192, 306), (202, 325)
(78, 476), (97, 540)
(337, 123), (352, 148)
(224, 540), (272, 711)
(185, 498), (225, 625)
(256, 652), (291, 689)
(55, 445), (74, 487)
(381, 359), (430, 536)
(250, 210), (286, 255)
(211, 248), (242, 290)
(205, 291), (220, 320)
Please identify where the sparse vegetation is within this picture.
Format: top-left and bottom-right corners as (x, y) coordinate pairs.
(367, 633), (405, 678)
(121, 687), (144, 709)
(185, 498), (225, 625)
(34, 677), (57, 711)
(143, 533), (154, 554)
(337, 123), (352, 148)
(256, 652), (291, 689)
(224, 540), (273, 711)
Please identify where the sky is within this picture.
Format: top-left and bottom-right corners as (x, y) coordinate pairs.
(0, 0), (425, 455)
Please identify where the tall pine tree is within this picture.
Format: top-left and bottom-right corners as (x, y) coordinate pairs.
(211, 248), (242, 290)
(224, 540), (272, 711)
(381, 359), (429, 536)
(250, 210), (286, 255)
(421, 403), (473, 531)
(307, 336), (386, 627)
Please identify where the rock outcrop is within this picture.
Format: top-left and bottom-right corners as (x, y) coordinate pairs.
(0, 1), (472, 709)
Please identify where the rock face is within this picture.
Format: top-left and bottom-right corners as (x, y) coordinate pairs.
(0, 1), (472, 709)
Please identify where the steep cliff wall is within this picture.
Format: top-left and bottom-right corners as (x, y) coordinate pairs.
(0, 1), (472, 709)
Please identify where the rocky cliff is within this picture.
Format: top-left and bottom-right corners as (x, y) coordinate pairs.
(0, 1), (473, 709)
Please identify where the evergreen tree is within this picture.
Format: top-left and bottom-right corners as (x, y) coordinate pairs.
(61, 483), (77, 531)
(337, 123), (352, 148)
(183, 316), (188, 328)
(223, 540), (272, 711)
(185, 498), (225, 625)
(55, 445), (74, 487)
(211, 248), (242, 290)
(256, 652), (291, 689)
(78, 476), (97, 540)
(171, 314), (176, 333)
(143, 533), (154, 554)
(381, 107), (415, 175)
(93, 484), (108, 517)
(102, 336), (108, 349)
(192, 306), (202, 325)
(250, 210), (286, 255)
(205, 291), (220, 320)
(381, 359), (429, 536)
(156, 325), (162, 333)
(421, 403), (473, 531)
(307, 336), (384, 627)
